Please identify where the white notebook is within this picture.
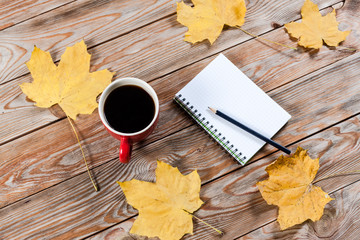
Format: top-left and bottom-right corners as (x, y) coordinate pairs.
(174, 54), (291, 165)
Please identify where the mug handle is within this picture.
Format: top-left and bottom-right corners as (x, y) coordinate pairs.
(119, 137), (132, 163)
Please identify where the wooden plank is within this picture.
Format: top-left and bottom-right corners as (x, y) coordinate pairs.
(239, 180), (360, 239)
(0, 0), (358, 238)
(96, 176), (360, 240)
(1, 113), (359, 239)
(1, 0), (357, 145)
(88, 116), (360, 240)
(183, 118), (360, 240)
(1, 33), (360, 208)
(0, 0), (75, 31)
(87, 219), (135, 240)
(0, 0), (175, 84)
(0, 124), (230, 239)
(0, 0), (341, 85)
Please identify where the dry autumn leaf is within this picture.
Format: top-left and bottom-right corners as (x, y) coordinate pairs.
(176, 0), (246, 44)
(285, 0), (350, 49)
(257, 147), (333, 230)
(20, 40), (114, 120)
(20, 40), (114, 191)
(118, 161), (204, 240)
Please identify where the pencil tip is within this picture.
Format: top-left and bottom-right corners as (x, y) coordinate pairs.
(208, 107), (216, 113)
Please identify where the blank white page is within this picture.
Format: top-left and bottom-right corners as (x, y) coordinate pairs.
(175, 54), (291, 164)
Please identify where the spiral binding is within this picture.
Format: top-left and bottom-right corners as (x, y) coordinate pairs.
(174, 94), (246, 164)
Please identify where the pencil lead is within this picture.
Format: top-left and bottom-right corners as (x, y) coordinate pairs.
(208, 107), (216, 113)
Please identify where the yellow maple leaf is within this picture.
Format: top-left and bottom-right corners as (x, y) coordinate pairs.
(20, 40), (114, 120)
(285, 0), (350, 49)
(176, 0), (246, 44)
(257, 147), (333, 230)
(118, 161), (203, 240)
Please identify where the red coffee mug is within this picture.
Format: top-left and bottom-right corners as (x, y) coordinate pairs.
(98, 77), (159, 163)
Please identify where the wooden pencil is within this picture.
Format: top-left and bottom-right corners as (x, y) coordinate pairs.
(209, 107), (291, 155)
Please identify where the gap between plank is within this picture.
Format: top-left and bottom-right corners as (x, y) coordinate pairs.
(0, 123), (194, 210)
(1, 49), (358, 208)
(1, 0), (349, 146)
(0, 0), (344, 87)
(0, 0), (353, 236)
(0, 10), (175, 87)
(2, 34), (357, 147)
(0, 0), (78, 33)
(0, 0), (351, 207)
(49, 112), (360, 239)
(81, 113), (360, 240)
(234, 178), (360, 239)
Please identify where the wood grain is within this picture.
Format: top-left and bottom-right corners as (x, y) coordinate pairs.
(0, 0), (75, 31)
(240, 180), (360, 240)
(0, 0), (175, 84)
(1, 0), (357, 145)
(0, 124), (232, 239)
(1, 114), (358, 239)
(1, 36), (360, 209)
(0, 0), (341, 85)
(1, 0), (359, 238)
(88, 116), (360, 240)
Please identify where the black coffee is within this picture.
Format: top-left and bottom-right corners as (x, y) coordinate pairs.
(104, 85), (155, 133)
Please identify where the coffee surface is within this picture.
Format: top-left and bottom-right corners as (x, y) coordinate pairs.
(104, 85), (155, 133)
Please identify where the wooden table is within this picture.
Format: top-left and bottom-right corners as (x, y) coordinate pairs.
(1, 0), (359, 239)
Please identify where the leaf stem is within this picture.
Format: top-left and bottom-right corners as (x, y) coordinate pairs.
(335, 46), (357, 52)
(313, 170), (360, 184)
(236, 26), (298, 50)
(67, 115), (98, 192)
(184, 210), (223, 235)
